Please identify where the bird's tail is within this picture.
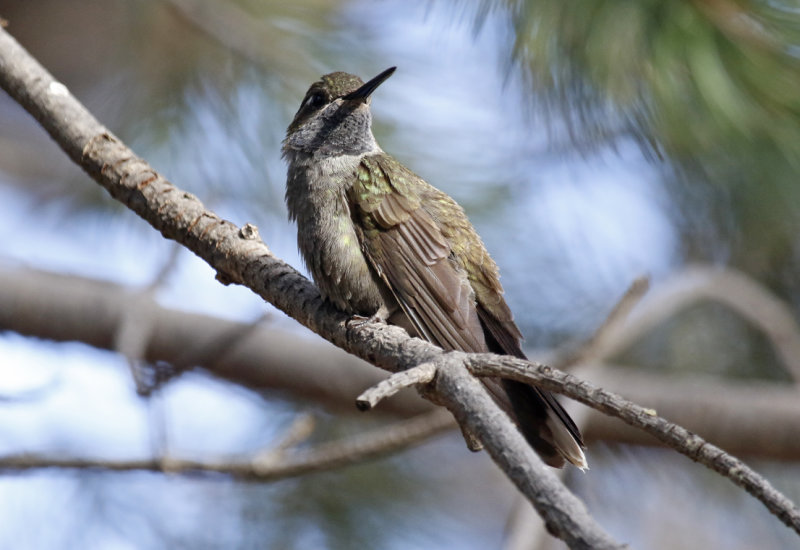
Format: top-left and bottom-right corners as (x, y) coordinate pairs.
(484, 378), (587, 469)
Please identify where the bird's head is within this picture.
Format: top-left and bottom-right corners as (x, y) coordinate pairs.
(283, 67), (396, 157)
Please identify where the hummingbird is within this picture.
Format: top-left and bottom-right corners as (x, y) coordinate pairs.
(283, 67), (586, 468)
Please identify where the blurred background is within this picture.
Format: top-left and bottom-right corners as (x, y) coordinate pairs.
(1, 0), (800, 548)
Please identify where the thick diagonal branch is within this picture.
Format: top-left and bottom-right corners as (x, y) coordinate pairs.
(0, 27), (621, 548)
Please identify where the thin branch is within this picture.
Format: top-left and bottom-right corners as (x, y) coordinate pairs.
(264, 413), (316, 454)
(464, 354), (800, 535)
(115, 295), (160, 395)
(556, 276), (650, 369)
(356, 363), (436, 411)
(582, 266), (800, 381)
(0, 410), (455, 480)
(588, 365), (800, 459)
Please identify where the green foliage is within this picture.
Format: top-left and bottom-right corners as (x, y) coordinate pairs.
(504, 0), (800, 294)
(505, 0), (800, 155)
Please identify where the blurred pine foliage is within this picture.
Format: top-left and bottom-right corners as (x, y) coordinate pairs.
(502, 0), (800, 295)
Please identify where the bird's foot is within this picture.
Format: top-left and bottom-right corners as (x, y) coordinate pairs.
(346, 305), (391, 329)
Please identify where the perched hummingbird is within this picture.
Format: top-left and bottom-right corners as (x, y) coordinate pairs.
(283, 67), (586, 468)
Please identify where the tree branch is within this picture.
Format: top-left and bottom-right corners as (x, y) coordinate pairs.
(0, 266), (429, 416)
(430, 357), (621, 547)
(464, 354), (800, 535)
(587, 365), (800, 459)
(4, 22), (798, 546)
(4, 266), (800, 460)
(578, 266), (800, 382)
(0, 410), (454, 480)
(356, 363), (436, 411)
(555, 276), (650, 369)
(0, 27), (622, 548)
(5, 267), (800, 460)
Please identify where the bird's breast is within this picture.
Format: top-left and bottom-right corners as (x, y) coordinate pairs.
(286, 154), (387, 315)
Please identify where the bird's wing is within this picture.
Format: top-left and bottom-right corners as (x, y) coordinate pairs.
(351, 154), (586, 468)
(350, 155), (487, 353)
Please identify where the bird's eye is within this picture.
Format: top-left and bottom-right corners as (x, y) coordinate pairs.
(305, 92), (325, 110)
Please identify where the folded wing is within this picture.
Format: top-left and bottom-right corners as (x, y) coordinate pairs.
(350, 154), (586, 468)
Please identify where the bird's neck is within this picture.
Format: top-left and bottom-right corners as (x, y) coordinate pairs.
(284, 147), (383, 214)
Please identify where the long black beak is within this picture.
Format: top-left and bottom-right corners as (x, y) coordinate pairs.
(342, 67), (396, 101)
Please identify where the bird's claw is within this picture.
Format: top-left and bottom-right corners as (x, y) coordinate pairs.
(347, 306), (391, 328)
(347, 312), (384, 328)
